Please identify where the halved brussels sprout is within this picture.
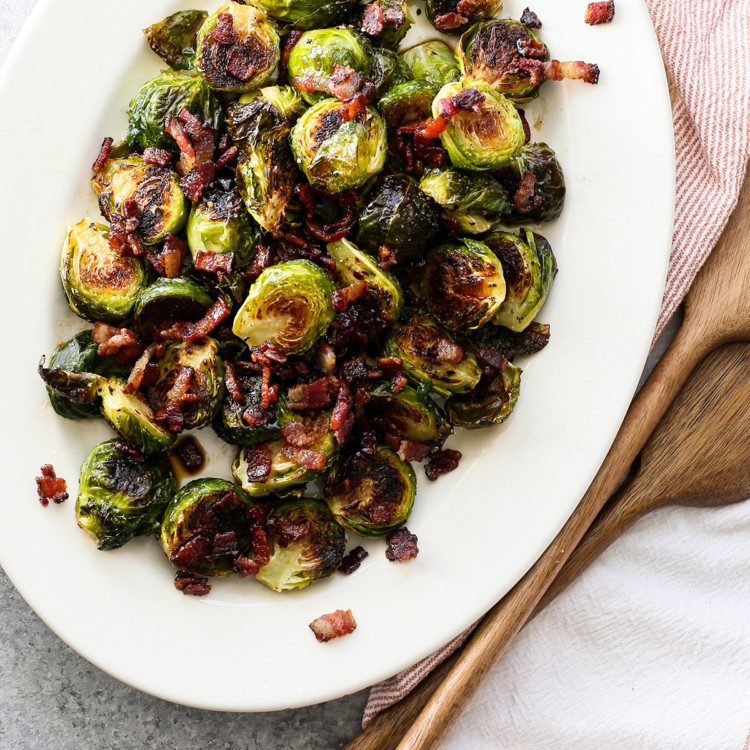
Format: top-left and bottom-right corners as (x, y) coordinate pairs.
(485, 229), (556, 331)
(126, 70), (222, 152)
(233, 260), (335, 355)
(400, 40), (460, 87)
(133, 277), (213, 340)
(325, 446), (416, 536)
(327, 238), (404, 330)
(356, 174), (441, 260)
(445, 360), (521, 428)
(457, 19), (548, 102)
(160, 478), (256, 576)
(76, 440), (176, 550)
(290, 99), (387, 194)
(432, 80), (525, 171)
(425, 0), (503, 35)
(371, 48), (412, 97)
(253, 0), (357, 29)
(385, 311), (482, 396)
(213, 372), (282, 446)
(287, 27), (370, 105)
(92, 157), (187, 245)
(195, 2), (280, 93)
(144, 10), (208, 70)
(367, 382), (452, 447)
(378, 80), (438, 130)
(418, 167), (511, 234)
(60, 219), (147, 324)
(256, 498), (345, 591)
(424, 238), (506, 332)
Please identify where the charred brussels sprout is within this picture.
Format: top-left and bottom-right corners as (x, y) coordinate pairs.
(196, 2), (280, 93)
(290, 99), (387, 193)
(256, 498), (345, 591)
(160, 478), (256, 576)
(425, 0), (503, 35)
(253, 0), (357, 29)
(400, 41), (460, 87)
(76, 440), (176, 550)
(485, 229), (556, 331)
(214, 372), (282, 446)
(385, 311), (482, 396)
(433, 80), (524, 171)
(419, 167), (511, 234)
(371, 48), (412, 97)
(471, 320), (550, 359)
(424, 239), (506, 332)
(38, 364), (107, 412)
(378, 80), (438, 130)
(233, 260), (334, 355)
(133, 277), (213, 340)
(457, 19), (549, 103)
(126, 71), (222, 152)
(92, 157), (187, 245)
(60, 219), (147, 324)
(227, 86), (306, 151)
(356, 174), (440, 260)
(287, 27), (370, 105)
(143, 10), (208, 70)
(326, 447), (416, 536)
(446, 360), (521, 428)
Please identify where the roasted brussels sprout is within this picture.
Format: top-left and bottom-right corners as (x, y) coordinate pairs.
(423, 239), (506, 332)
(425, 0), (503, 35)
(256, 498), (345, 591)
(38, 364), (107, 411)
(160, 478), (256, 576)
(325, 446), (416, 536)
(432, 80), (525, 171)
(92, 157), (187, 245)
(327, 238), (403, 329)
(213, 372), (282, 446)
(253, 0), (357, 29)
(371, 48), (412, 97)
(457, 19), (548, 102)
(233, 260), (334, 354)
(356, 174), (441, 260)
(378, 80), (438, 130)
(126, 70), (222, 152)
(385, 311), (482, 396)
(400, 40), (460, 87)
(418, 167), (511, 233)
(351, 0), (413, 49)
(143, 10), (208, 70)
(133, 277), (213, 340)
(227, 86), (306, 150)
(287, 27), (370, 105)
(484, 229), (556, 331)
(445, 360), (521, 428)
(60, 219), (147, 324)
(76, 440), (176, 550)
(471, 320), (550, 359)
(290, 98), (387, 194)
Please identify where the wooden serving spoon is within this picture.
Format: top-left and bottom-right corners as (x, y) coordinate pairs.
(347, 166), (750, 750)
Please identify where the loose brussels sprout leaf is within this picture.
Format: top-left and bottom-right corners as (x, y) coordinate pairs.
(356, 174), (441, 260)
(385, 310), (482, 396)
(485, 229), (556, 331)
(446, 361), (521, 428)
(161, 478), (256, 576)
(233, 260), (335, 355)
(60, 219), (147, 324)
(287, 27), (370, 105)
(133, 277), (213, 340)
(187, 181), (260, 266)
(100, 378), (177, 455)
(325, 446), (416, 536)
(213, 373), (282, 446)
(290, 99), (387, 194)
(457, 20), (549, 103)
(195, 2), (280, 93)
(425, 0), (503, 35)
(76, 440), (176, 550)
(400, 40), (460, 87)
(150, 338), (225, 430)
(424, 238), (506, 332)
(327, 238), (404, 330)
(378, 80), (438, 130)
(433, 80), (525, 171)
(143, 10), (208, 71)
(92, 157), (187, 246)
(367, 382), (452, 446)
(126, 70), (222, 152)
(254, 0), (358, 29)
(371, 48), (412, 98)
(256, 498), (346, 591)
(419, 167), (511, 234)
(38, 364), (107, 408)
(470, 320), (550, 359)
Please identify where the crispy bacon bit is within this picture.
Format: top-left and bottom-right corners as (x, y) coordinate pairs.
(383, 3), (406, 25)
(287, 377), (331, 411)
(519, 57), (600, 85)
(385, 527), (419, 562)
(35, 465), (68, 506)
(378, 245), (396, 270)
(245, 244), (272, 280)
(227, 47), (258, 82)
(520, 7), (542, 27)
(309, 609), (357, 642)
(250, 526), (271, 565)
(280, 421), (313, 447)
(174, 571), (211, 596)
(165, 115), (195, 168)
(92, 323), (138, 358)
(362, 0), (385, 36)
(160, 233), (187, 277)
(224, 362), (243, 403)
(294, 73), (319, 95)
(315, 341), (337, 374)
(441, 88), (485, 117)
(180, 161), (216, 203)
(278, 30), (302, 85)
(425, 448), (462, 481)
(307, 209), (356, 242)
(212, 530), (239, 557)
(585, 1), (615, 24)
(214, 145), (238, 170)
(260, 366), (277, 409)
(281, 445), (327, 471)
(456, 0), (478, 17)
(242, 403), (269, 427)
(233, 555), (259, 578)
(212, 11), (236, 44)
(517, 37), (547, 58)
(517, 107), (531, 144)
(434, 12), (468, 31)
(339, 546), (368, 575)
(124, 342), (158, 394)
(390, 371), (407, 394)
(170, 437), (205, 474)
(332, 282), (367, 312)
(328, 64), (363, 102)
(377, 356), (402, 377)
(476, 347), (508, 373)
(514, 171), (541, 214)
(92, 137), (114, 172)
(397, 439), (431, 463)
(244, 445), (273, 483)
(195, 251), (235, 276)
(112, 441), (144, 463)
(295, 183), (316, 218)
(330, 380), (353, 431)
(267, 515), (312, 546)
(161, 297), (231, 341)
(143, 147), (172, 167)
